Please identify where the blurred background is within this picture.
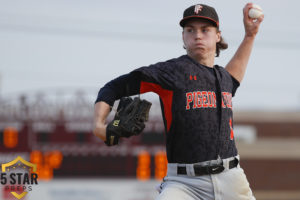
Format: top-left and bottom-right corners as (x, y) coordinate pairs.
(0, 0), (300, 199)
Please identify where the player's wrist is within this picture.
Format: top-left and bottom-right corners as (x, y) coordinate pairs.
(243, 34), (256, 42)
(93, 122), (107, 141)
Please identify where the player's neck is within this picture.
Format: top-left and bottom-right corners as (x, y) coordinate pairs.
(187, 53), (215, 68)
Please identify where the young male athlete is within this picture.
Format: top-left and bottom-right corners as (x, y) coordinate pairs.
(93, 3), (263, 200)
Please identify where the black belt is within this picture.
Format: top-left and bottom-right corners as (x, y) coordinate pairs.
(177, 157), (239, 176)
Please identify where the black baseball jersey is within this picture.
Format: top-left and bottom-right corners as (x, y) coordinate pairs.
(96, 55), (240, 164)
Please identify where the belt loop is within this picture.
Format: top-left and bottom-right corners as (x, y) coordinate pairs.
(235, 155), (240, 168)
(223, 158), (230, 170)
(167, 163), (178, 176)
(186, 164), (195, 176)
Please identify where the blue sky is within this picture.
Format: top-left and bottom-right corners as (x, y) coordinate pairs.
(0, 0), (300, 110)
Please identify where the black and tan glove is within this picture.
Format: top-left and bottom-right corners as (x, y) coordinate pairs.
(105, 97), (152, 146)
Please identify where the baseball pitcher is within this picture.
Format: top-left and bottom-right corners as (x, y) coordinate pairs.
(93, 3), (263, 200)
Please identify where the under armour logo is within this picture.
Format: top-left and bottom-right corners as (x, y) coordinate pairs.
(189, 75), (197, 80)
(194, 5), (203, 14)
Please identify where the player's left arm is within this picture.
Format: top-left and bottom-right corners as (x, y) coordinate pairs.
(225, 3), (264, 83)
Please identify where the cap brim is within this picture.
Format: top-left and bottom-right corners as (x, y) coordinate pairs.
(180, 16), (219, 27)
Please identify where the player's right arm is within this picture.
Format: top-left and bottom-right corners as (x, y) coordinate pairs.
(225, 3), (263, 83)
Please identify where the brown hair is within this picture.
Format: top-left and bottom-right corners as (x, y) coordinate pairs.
(216, 35), (228, 57)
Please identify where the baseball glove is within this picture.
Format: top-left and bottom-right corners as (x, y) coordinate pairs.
(105, 97), (152, 146)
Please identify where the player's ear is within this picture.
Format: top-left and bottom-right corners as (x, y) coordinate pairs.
(216, 30), (221, 43)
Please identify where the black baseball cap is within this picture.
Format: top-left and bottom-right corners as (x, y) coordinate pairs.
(179, 4), (219, 28)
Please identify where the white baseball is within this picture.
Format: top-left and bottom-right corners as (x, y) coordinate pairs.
(248, 4), (263, 19)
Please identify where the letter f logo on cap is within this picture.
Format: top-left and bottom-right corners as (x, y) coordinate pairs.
(194, 5), (203, 14)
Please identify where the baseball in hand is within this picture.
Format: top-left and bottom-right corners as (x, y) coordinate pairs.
(248, 4), (263, 19)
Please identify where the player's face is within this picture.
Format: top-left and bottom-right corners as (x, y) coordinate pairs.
(182, 19), (221, 60)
